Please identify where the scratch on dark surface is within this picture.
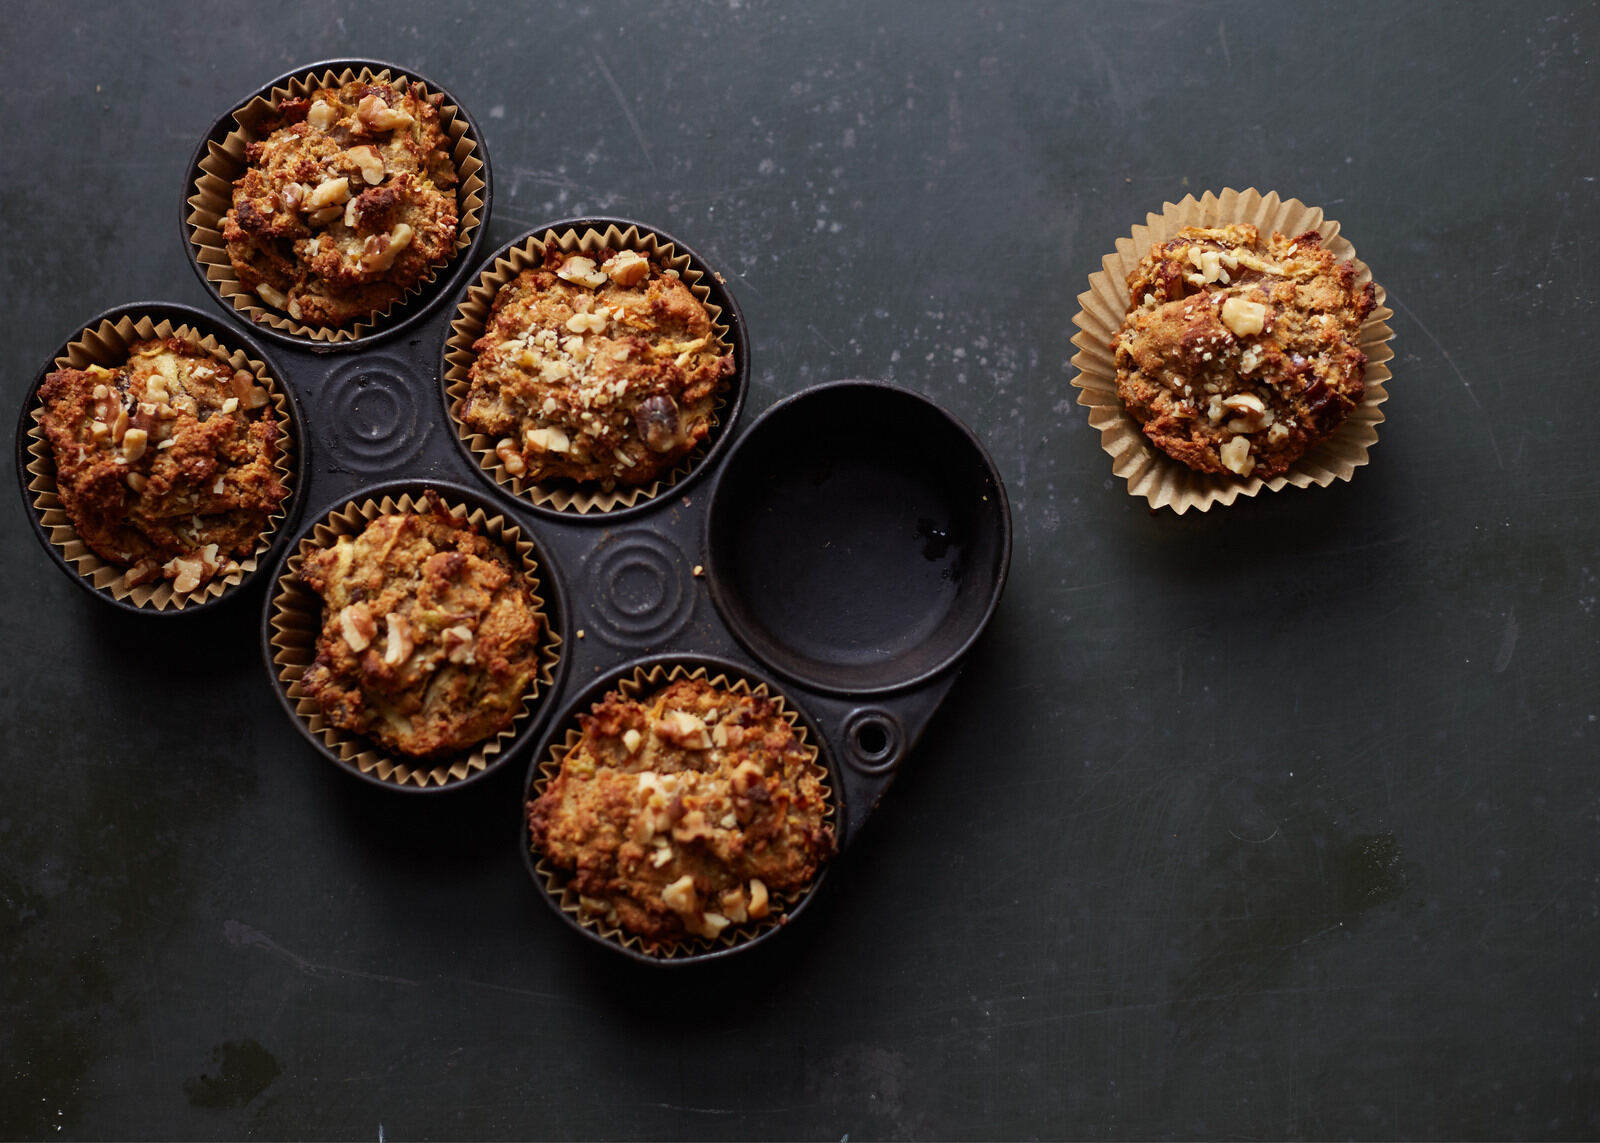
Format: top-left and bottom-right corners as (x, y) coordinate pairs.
(593, 52), (654, 172)
(222, 920), (418, 987)
(1217, 18), (1232, 67)
(1391, 294), (1503, 469)
(1493, 608), (1519, 673)
(808, 323), (842, 353)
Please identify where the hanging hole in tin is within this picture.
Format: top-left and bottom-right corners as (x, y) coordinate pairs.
(844, 710), (901, 774)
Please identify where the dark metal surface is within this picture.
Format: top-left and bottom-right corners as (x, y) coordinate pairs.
(4, 2), (1598, 1138)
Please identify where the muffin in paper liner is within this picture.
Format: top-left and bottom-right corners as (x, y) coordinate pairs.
(444, 222), (742, 515)
(21, 311), (299, 612)
(185, 62), (486, 345)
(267, 489), (562, 790)
(1070, 187), (1395, 513)
(525, 662), (838, 961)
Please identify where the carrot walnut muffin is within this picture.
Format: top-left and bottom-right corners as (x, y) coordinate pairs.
(36, 338), (288, 593)
(1113, 223), (1376, 480)
(528, 676), (835, 950)
(459, 247), (734, 490)
(220, 77), (458, 327)
(297, 495), (544, 760)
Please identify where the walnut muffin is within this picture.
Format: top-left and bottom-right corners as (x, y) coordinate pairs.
(220, 77), (458, 327)
(35, 338), (288, 593)
(528, 676), (835, 951)
(1113, 223), (1376, 480)
(297, 494), (544, 760)
(459, 247), (734, 490)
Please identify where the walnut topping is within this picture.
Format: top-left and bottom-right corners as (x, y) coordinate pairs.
(622, 728), (643, 754)
(699, 912), (732, 938)
(524, 426), (571, 454)
(355, 94), (414, 132)
(346, 144), (386, 185)
(495, 438), (527, 476)
(307, 99), (337, 131)
(359, 223), (414, 273)
(441, 624), (476, 664)
(255, 282), (288, 310)
(305, 176), (351, 210)
(339, 602), (376, 652)
(657, 709), (712, 749)
(382, 613), (414, 667)
(165, 555), (206, 594)
(564, 311), (608, 334)
(661, 874), (696, 915)
(120, 428), (148, 462)
(125, 471), (148, 493)
(1219, 435), (1255, 476)
(601, 249), (650, 287)
(1220, 296), (1268, 337)
(555, 255), (607, 289)
(747, 878), (770, 919)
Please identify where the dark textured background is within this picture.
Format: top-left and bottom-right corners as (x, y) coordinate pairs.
(4, 2), (1598, 1139)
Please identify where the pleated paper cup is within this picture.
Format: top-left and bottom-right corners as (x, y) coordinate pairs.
(21, 307), (299, 612)
(1070, 188), (1395, 513)
(267, 487), (562, 790)
(185, 61), (487, 346)
(524, 661), (837, 961)
(444, 221), (745, 516)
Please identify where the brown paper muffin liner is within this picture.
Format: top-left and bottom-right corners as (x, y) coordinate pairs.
(528, 663), (837, 959)
(1070, 187), (1395, 514)
(267, 491), (562, 789)
(444, 224), (736, 514)
(23, 315), (298, 611)
(186, 65), (485, 344)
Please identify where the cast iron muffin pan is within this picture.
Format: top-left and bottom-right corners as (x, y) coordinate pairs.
(17, 59), (1013, 963)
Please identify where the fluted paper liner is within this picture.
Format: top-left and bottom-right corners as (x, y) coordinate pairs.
(1070, 188), (1395, 513)
(268, 491), (562, 789)
(186, 64), (485, 344)
(24, 314), (298, 611)
(528, 663), (836, 959)
(445, 224), (738, 514)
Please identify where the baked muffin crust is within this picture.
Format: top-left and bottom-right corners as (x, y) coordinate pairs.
(220, 78), (458, 327)
(459, 247), (734, 490)
(529, 676), (835, 950)
(1114, 223), (1376, 479)
(297, 495), (544, 760)
(36, 337), (288, 593)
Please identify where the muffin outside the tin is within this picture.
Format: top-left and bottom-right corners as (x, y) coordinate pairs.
(459, 244), (733, 491)
(296, 490), (546, 762)
(1070, 188), (1395, 513)
(25, 316), (295, 608)
(1114, 223), (1375, 481)
(528, 669), (835, 955)
(220, 75), (458, 327)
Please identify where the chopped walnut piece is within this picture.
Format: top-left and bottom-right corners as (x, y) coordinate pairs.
(601, 249), (650, 287)
(555, 255), (607, 289)
(1220, 296), (1268, 337)
(1219, 436), (1255, 476)
(747, 879), (770, 919)
(382, 613), (414, 667)
(339, 602), (376, 652)
(661, 874), (696, 915)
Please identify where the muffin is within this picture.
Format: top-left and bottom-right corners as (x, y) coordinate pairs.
(34, 336), (289, 595)
(219, 76), (458, 327)
(458, 244), (734, 491)
(1113, 223), (1376, 480)
(529, 674), (835, 952)
(296, 492), (545, 761)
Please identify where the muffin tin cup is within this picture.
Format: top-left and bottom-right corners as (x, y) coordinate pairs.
(263, 479), (567, 791)
(1070, 187), (1396, 514)
(16, 301), (305, 614)
(523, 656), (838, 965)
(442, 218), (749, 518)
(183, 58), (491, 350)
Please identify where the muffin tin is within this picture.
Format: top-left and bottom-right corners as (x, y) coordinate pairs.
(15, 59), (1013, 963)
